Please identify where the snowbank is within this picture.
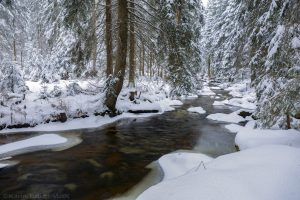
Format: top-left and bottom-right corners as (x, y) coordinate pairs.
(187, 107), (206, 114)
(0, 163), (9, 169)
(0, 134), (67, 155)
(224, 120), (300, 150)
(137, 145), (300, 200)
(235, 127), (300, 150)
(0, 113), (157, 134)
(1, 78), (182, 133)
(159, 152), (212, 181)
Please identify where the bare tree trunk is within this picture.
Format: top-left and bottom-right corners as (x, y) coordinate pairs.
(149, 52), (153, 78)
(13, 39), (17, 61)
(139, 46), (142, 76)
(128, 0), (135, 87)
(105, 0), (129, 113)
(91, 0), (98, 75)
(105, 0), (113, 77)
(13, 19), (17, 62)
(142, 41), (145, 76)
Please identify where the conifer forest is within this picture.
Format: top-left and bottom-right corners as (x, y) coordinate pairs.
(0, 0), (299, 200)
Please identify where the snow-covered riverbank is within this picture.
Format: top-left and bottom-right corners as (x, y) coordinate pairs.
(137, 81), (300, 200)
(0, 78), (184, 133)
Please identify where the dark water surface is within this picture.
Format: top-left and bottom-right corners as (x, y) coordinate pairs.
(0, 90), (237, 200)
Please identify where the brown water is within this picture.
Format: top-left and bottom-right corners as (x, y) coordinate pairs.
(0, 89), (237, 200)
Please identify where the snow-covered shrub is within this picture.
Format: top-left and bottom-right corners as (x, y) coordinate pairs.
(66, 83), (82, 96)
(39, 84), (50, 99)
(50, 86), (63, 97)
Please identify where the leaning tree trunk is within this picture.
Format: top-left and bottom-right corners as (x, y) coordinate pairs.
(105, 0), (128, 113)
(105, 0), (113, 77)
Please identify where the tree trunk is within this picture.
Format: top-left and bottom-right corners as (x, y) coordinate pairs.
(208, 54), (211, 80)
(142, 41), (145, 76)
(105, 0), (129, 113)
(91, 0), (98, 75)
(139, 46), (142, 76)
(13, 39), (17, 61)
(287, 112), (291, 129)
(128, 0), (135, 87)
(149, 52), (153, 78)
(105, 0), (113, 77)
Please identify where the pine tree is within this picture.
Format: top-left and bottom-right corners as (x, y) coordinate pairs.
(157, 0), (204, 96)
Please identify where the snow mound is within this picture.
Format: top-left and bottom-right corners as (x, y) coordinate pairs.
(226, 97), (256, 110)
(137, 145), (300, 200)
(206, 111), (245, 123)
(235, 127), (300, 150)
(213, 97), (256, 109)
(0, 134), (68, 156)
(159, 152), (212, 181)
(0, 163), (10, 169)
(187, 107), (206, 114)
(213, 100), (228, 106)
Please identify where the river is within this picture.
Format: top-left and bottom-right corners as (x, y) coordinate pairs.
(0, 89), (237, 200)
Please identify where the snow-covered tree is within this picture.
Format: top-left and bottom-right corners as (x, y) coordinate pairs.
(249, 0), (300, 128)
(157, 0), (204, 96)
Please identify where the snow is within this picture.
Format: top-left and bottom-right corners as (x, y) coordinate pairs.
(212, 81), (257, 109)
(0, 134), (67, 155)
(206, 110), (245, 123)
(291, 37), (300, 49)
(0, 113), (157, 134)
(267, 25), (285, 60)
(226, 97), (256, 110)
(210, 86), (221, 90)
(212, 96), (256, 109)
(213, 100), (228, 106)
(159, 152), (212, 181)
(1, 78), (181, 133)
(234, 125), (300, 150)
(187, 107), (206, 114)
(0, 163), (10, 169)
(197, 86), (216, 96)
(224, 124), (244, 133)
(137, 145), (300, 200)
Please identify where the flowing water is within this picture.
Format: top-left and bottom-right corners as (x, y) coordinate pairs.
(0, 89), (237, 200)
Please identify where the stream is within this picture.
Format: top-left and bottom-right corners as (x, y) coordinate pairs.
(0, 89), (238, 200)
